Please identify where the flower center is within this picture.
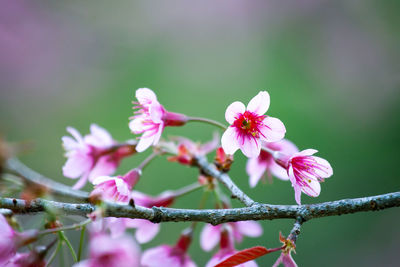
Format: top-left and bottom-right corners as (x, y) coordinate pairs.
(233, 111), (265, 138)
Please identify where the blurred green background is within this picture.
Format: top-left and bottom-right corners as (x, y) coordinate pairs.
(1, 1), (400, 266)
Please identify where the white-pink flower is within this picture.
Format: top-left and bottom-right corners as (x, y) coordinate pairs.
(246, 139), (298, 187)
(141, 233), (196, 267)
(62, 124), (134, 189)
(272, 252), (297, 267)
(73, 232), (141, 267)
(90, 169), (141, 203)
(129, 88), (188, 153)
(0, 215), (38, 266)
(221, 91), (286, 158)
(206, 228), (258, 267)
(286, 149), (333, 205)
(200, 221), (262, 252)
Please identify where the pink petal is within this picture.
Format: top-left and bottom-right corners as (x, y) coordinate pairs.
(136, 88), (158, 105)
(295, 149), (318, 157)
(268, 139), (299, 156)
(246, 91), (270, 115)
(135, 133), (156, 153)
(294, 185), (302, 205)
(84, 124), (114, 147)
(282, 253), (298, 267)
(236, 221), (263, 237)
(62, 136), (79, 151)
(200, 132), (220, 155)
(241, 137), (261, 158)
(301, 178), (321, 197)
(92, 175), (115, 185)
(313, 156), (333, 178)
(260, 117), (286, 143)
(88, 156), (118, 182)
(72, 174), (89, 190)
(127, 219), (160, 244)
(62, 154), (92, 178)
(200, 224), (221, 251)
(115, 178), (130, 197)
(225, 101), (245, 124)
(66, 127), (83, 143)
(221, 127), (240, 155)
(246, 157), (268, 187)
(129, 117), (146, 134)
(149, 102), (164, 123)
(269, 162), (290, 181)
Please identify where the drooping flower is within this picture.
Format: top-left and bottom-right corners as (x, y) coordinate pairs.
(129, 88), (188, 153)
(206, 227), (258, 267)
(141, 231), (196, 267)
(246, 139), (298, 187)
(90, 168), (141, 203)
(284, 149), (333, 205)
(272, 233), (297, 267)
(62, 124), (135, 189)
(73, 231), (141, 267)
(221, 91), (286, 158)
(0, 215), (38, 266)
(167, 133), (219, 166)
(200, 221), (262, 252)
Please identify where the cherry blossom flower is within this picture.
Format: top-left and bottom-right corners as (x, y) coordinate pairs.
(246, 139), (298, 187)
(62, 124), (135, 189)
(0, 214), (38, 266)
(206, 228), (258, 267)
(214, 147), (234, 172)
(272, 233), (297, 267)
(167, 133), (219, 166)
(129, 88), (188, 153)
(221, 91), (286, 158)
(200, 221), (262, 252)
(141, 232), (196, 267)
(90, 169), (141, 203)
(73, 232), (141, 267)
(5, 252), (46, 267)
(284, 149), (333, 205)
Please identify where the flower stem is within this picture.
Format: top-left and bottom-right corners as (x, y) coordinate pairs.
(59, 231), (78, 263)
(77, 225), (86, 262)
(172, 182), (203, 199)
(46, 240), (62, 267)
(187, 117), (227, 131)
(39, 218), (92, 236)
(138, 151), (160, 170)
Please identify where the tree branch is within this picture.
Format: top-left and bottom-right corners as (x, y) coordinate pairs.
(194, 156), (256, 207)
(1, 192), (399, 225)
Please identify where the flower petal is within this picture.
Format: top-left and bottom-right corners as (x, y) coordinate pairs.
(301, 178), (321, 197)
(200, 224), (221, 251)
(269, 161), (290, 181)
(246, 157), (267, 187)
(236, 221), (263, 237)
(84, 124), (114, 147)
(135, 133), (156, 153)
(127, 219), (160, 244)
(241, 137), (261, 158)
(225, 101), (245, 124)
(247, 91), (270, 115)
(92, 175), (115, 185)
(88, 156), (118, 182)
(221, 127), (240, 155)
(313, 156), (333, 178)
(66, 127), (83, 143)
(136, 88), (158, 105)
(260, 116), (286, 143)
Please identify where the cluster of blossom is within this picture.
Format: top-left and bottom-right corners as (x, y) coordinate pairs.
(0, 88), (333, 266)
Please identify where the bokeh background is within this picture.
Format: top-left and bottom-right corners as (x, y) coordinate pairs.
(1, 0), (400, 266)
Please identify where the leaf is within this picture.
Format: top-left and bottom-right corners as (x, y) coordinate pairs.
(214, 246), (270, 267)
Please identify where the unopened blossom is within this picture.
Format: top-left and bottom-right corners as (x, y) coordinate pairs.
(200, 221), (262, 252)
(90, 168), (141, 203)
(272, 233), (297, 267)
(168, 133), (219, 166)
(221, 91), (286, 158)
(141, 232), (196, 267)
(283, 149), (333, 205)
(0, 215), (38, 266)
(62, 124), (135, 189)
(246, 139), (298, 187)
(206, 228), (257, 267)
(214, 147), (234, 172)
(73, 232), (140, 267)
(129, 88), (188, 153)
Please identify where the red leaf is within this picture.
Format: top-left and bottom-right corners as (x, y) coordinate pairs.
(214, 246), (270, 267)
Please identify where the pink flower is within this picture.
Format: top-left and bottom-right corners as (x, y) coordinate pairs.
(221, 91), (286, 158)
(129, 88), (188, 153)
(285, 149), (333, 205)
(0, 215), (38, 266)
(246, 139), (298, 187)
(272, 252), (297, 267)
(73, 232), (141, 267)
(206, 228), (258, 267)
(200, 221), (263, 252)
(5, 252), (46, 267)
(141, 233), (196, 267)
(90, 169), (141, 203)
(62, 124), (135, 189)
(167, 133), (219, 166)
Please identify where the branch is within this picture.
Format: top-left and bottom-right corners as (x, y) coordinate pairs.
(194, 156), (256, 207)
(5, 158), (89, 202)
(1, 192), (399, 225)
